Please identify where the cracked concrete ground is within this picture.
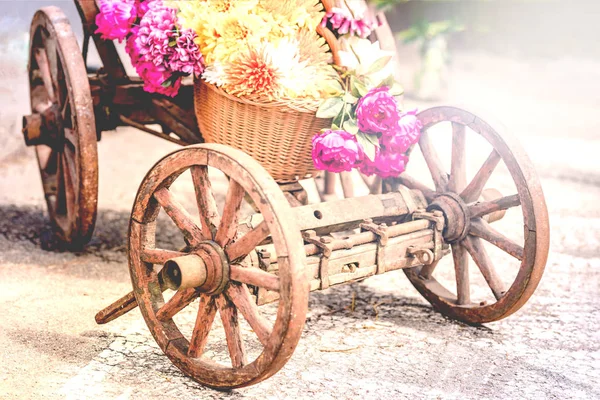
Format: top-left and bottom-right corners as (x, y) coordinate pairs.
(1, 9), (600, 400)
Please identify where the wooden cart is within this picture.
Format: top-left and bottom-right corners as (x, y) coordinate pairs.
(21, 1), (550, 390)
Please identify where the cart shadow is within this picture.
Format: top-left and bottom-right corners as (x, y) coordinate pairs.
(0, 204), (184, 262)
(307, 282), (496, 336)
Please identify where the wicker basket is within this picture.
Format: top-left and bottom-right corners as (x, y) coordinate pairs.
(194, 81), (333, 182)
(192, 0), (345, 182)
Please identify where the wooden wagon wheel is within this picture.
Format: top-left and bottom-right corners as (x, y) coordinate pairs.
(27, 7), (98, 247)
(386, 106), (549, 324)
(129, 144), (308, 389)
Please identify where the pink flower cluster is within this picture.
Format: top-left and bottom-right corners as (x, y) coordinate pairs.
(312, 130), (363, 173)
(95, 0), (205, 97)
(320, 7), (378, 39)
(312, 87), (422, 178)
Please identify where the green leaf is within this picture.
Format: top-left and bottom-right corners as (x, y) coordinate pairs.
(379, 74), (396, 89)
(389, 83), (404, 96)
(161, 76), (175, 88)
(317, 97), (344, 119)
(321, 79), (344, 96)
(169, 40), (177, 48)
(343, 119), (359, 135)
(367, 55), (393, 75)
(363, 131), (380, 147)
(331, 123), (340, 130)
(343, 92), (358, 104)
(352, 78), (369, 97)
(356, 132), (377, 162)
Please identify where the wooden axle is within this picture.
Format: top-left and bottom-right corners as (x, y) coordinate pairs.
(21, 104), (62, 146)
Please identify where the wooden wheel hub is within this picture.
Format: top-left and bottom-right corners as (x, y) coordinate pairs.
(163, 241), (230, 295)
(428, 192), (470, 243)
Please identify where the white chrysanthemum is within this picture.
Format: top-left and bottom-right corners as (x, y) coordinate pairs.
(202, 62), (227, 87)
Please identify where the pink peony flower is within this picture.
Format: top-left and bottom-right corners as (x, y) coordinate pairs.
(320, 7), (378, 39)
(95, 0), (137, 42)
(359, 148), (408, 178)
(136, 60), (181, 97)
(381, 109), (422, 153)
(312, 130), (364, 173)
(356, 87), (401, 136)
(135, 0), (160, 17)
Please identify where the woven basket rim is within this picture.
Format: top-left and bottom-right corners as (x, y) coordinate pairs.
(199, 79), (324, 114)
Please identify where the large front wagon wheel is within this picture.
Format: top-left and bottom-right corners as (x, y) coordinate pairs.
(128, 144), (309, 389)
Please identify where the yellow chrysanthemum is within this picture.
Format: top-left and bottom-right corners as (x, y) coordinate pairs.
(296, 28), (331, 65)
(258, 0), (324, 30)
(212, 11), (272, 63)
(175, 0), (260, 64)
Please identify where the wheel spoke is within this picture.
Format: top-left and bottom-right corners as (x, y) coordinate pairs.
(190, 166), (220, 240)
(62, 145), (78, 186)
(419, 130), (448, 192)
(230, 265), (280, 292)
(225, 221), (270, 262)
(469, 219), (524, 261)
(460, 150), (501, 203)
(216, 294), (247, 368)
(34, 48), (55, 102)
(214, 180), (245, 247)
(156, 288), (199, 322)
(60, 152), (76, 217)
(141, 248), (187, 264)
(226, 284), (272, 347)
(451, 243), (470, 305)
(153, 188), (206, 246)
(395, 174), (437, 201)
(463, 236), (506, 300)
(448, 122), (467, 193)
(469, 194), (520, 219)
(64, 126), (78, 149)
(55, 60), (68, 112)
(188, 294), (218, 358)
(55, 151), (67, 214)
